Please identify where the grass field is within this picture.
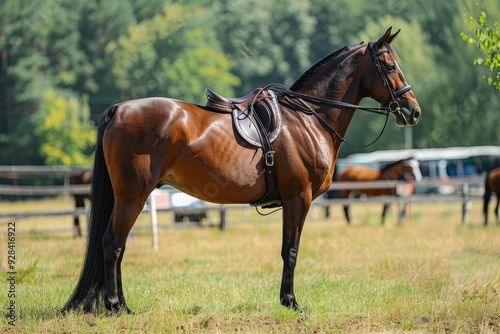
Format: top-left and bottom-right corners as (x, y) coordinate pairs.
(0, 197), (499, 333)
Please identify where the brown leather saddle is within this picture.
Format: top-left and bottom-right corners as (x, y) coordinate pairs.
(205, 88), (282, 148)
(205, 88), (283, 208)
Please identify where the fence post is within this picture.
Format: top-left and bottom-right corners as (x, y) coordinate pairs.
(219, 206), (226, 230)
(149, 190), (159, 250)
(396, 182), (403, 224)
(461, 182), (471, 224)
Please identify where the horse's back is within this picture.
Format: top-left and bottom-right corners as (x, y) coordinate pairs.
(338, 166), (380, 182)
(338, 166), (394, 196)
(103, 97), (267, 204)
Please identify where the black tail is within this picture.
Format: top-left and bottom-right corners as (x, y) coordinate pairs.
(483, 170), (492, 224)
(62, 105), (118, 312)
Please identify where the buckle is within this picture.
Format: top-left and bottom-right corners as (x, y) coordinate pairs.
(265, 151), (275, 166)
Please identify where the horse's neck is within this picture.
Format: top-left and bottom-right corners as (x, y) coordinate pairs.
(295, 48), (365, 148)
(379, 167), (399, 180)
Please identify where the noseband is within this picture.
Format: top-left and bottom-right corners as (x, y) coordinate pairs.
(368, 41), (412, 114)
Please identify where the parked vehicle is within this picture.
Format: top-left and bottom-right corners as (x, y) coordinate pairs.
(337, 146), (500, 195)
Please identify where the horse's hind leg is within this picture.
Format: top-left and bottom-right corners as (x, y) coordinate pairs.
(116, 242), (129, 312)
(73, 195), (84, 237)
(102, 198), (145, 312)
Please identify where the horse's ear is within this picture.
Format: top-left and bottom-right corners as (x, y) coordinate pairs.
(388, 29), (401, 44)
(374, 27), (393, 49)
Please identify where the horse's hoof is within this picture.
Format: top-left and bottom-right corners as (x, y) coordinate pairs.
(280, 295), (300, 311)
(105, 302), (133, 315)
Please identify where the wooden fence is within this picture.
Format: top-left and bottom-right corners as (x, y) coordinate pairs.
(0, 166), (489, 249)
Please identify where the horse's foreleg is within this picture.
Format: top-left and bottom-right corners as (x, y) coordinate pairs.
(495, 198), (499, 225)
(343, 204), (351, 224)
(381, 204), (390, 224)
(280, 197), (310, 310)
(398, 203), (407, 223)
(73, 216), (81, 237)
(102, 201), (143, 312)
(342, 191), (353, 224)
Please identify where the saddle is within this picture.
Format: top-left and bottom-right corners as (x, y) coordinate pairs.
(205, 88), (283, 208)
(205, 88), (282, 147)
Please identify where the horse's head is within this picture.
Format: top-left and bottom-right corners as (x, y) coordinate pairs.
(401, 157), (422, 182)
(364, 27), (421, 126)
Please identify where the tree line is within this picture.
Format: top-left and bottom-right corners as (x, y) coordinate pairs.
(0, 0), (498, 166)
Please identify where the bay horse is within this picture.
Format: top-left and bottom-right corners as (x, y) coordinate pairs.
(337, 157), (422, 224)
(483, 166), (500, 226)
(62, 28), (421, 313)
(69, 171), (93, 237)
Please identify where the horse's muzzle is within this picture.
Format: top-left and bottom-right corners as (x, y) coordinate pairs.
(396, 107), (420, 126)
(410, 108), (420, 125)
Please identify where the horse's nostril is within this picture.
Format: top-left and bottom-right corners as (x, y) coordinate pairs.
(413, 109), (420, 119)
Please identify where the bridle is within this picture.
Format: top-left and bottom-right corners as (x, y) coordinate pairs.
(368, 41), (412, 119)
(259, 41), (414, 148)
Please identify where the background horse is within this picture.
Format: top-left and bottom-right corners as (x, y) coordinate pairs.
(337, 157), (422, 224)
(62, 28), (421, 313)
(483, 166), (500, 226)
(69, 171), (92, 237)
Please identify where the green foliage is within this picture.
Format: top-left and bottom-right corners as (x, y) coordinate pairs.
(0, 247), (39, 283)
(215, 0), (316, 92)
(461, 5), (500, 90)
(37, 89), (96, 166)
(108, 1), (239, 103)
(1, 0), (500, 165)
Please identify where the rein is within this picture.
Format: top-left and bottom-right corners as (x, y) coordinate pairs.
(263, 83), (390, 149)
(256, 41), (413, 149)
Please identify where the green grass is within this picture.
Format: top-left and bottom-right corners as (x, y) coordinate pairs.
(0, 198), (499, 333)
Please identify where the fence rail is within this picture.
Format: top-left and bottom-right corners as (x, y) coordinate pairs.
(0, 166), (490, 249)
(0, 184), (90, 196)
(0, 165), (90, 178)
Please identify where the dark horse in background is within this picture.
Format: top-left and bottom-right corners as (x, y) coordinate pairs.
(483, 166), (500, 226)
(337, 157), (422, 224)
(69, 171), (93, 237)
(62, 28), (421, 313)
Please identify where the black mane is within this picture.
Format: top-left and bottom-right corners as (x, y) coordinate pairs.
(290, 42), (364, 91)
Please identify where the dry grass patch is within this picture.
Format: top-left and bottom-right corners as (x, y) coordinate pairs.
(0, 199), (499, 332)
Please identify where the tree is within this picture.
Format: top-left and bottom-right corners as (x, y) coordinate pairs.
(108, 1), (240, 104)
(461, 6), (500, 90)
(214, 0), (317, 94)
(0, 0), (134, 164)
(37, 89), (96, 166)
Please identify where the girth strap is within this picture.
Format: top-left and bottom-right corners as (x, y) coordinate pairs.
(250, 114), (282, 209)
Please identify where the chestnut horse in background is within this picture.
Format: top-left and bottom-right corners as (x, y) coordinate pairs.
(62, 28), (421, 314)
(69, 171), (92, 237)
(337, 157), (422, 224)
(483, 166), (500, 226)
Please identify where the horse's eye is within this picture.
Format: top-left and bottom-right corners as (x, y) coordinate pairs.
(386, 63), (396, 72)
